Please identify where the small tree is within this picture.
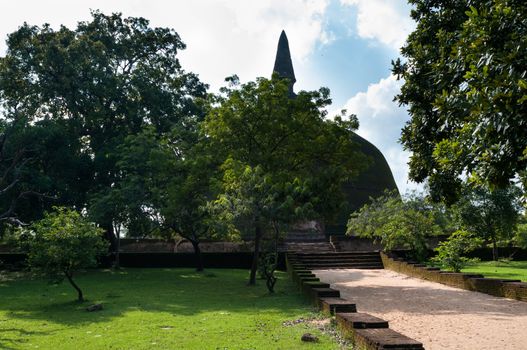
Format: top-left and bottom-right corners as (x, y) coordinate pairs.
(347, 191), (445, 262)
(20, 207), (107, 302)
(431, 230), (482, 272)
(452, 186), (523, 260)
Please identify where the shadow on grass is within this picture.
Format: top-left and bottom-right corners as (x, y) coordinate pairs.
(0, 328), (52, 350)
(1, 268), (313, 327)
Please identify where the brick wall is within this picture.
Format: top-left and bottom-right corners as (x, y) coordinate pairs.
(381, 252), (527, 302)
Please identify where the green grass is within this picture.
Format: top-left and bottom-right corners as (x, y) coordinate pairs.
(0, 269), (341, 350)
(461, 260), (527, 282)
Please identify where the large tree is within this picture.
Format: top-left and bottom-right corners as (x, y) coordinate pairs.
(393, 0), (527, 201)
(97, 125), (224, 271)
(206, 75), (368, 285)
(0, 12), (206, 245)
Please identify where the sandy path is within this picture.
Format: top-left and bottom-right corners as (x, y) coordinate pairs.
(314, 269), (527, 350)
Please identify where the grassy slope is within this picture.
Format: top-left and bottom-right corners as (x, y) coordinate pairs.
(462, 261), (527, 282)
(0, 269), (339, 350)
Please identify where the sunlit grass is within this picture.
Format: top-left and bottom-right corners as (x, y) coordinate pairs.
(462, 260), (527, 282)
(0, 268), (339, 349)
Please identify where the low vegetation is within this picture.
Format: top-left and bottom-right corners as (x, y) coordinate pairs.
(0, 269), (339, 349)
(461, 261), (527, 282)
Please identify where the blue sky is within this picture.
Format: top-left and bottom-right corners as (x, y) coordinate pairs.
(0, 0), (422, 193)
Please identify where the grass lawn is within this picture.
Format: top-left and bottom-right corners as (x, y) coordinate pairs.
(0, 268), (341, 350)
(462, 261), (527, 282)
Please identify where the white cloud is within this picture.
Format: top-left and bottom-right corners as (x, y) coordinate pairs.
(340, 0), (414, 50)
(0, 0), (331, 91)
(339, 74), (423, 194)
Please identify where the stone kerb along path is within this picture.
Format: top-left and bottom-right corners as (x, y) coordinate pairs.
(314, 267), (527, 350)
(381, 252), (527, 301)
(287, 253), (424, 350)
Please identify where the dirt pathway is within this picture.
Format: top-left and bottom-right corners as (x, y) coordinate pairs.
(314, 269), (527, 350)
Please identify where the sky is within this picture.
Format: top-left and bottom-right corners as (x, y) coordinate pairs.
(0, 0), (423, 194)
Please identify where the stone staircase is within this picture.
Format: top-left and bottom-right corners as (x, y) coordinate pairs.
(284, 241), (335, 253)
(287, 251), (384, 270)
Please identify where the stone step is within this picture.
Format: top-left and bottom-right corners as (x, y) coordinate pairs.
(336, 312), (389, 329)
(297, 259), (383, 264)
(296, 258), (381, 262)
(354, 328), (424, 349)
(302, 281), (330, 295)
(311, 287), (340, 298)
(296, 255), (382, 258)
(319, 297), (357, 315)
(301, 262), (383, 268)
(307, 266), (384, 270)
(292, 251), (380, 256)
(298, 277), (320, 284)
(302, 281), (330, 289)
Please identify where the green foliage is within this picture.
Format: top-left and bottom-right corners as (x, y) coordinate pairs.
(347, 191), (445, 262)
(0, 11), (206, 240)
(18, 207), (107, 301)
(394, 0), (527, 200)
(0, 269), (338, 349)
(451, 185), (523, 260)
(513, 218), (527, 249)
(95, 124), (226, 271)
(207, 74), (368, 285)
(207, 74), (368, 224)
(431, 230), (482, 272)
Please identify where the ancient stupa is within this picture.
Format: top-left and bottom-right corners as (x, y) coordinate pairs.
(273, 30), (399, 235)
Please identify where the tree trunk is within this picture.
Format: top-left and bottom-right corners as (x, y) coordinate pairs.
(114, 223), (121, 269)
(492, 238), (498, 261)
(64, 271), (84, 302)
(102, 222), (117, 253)
(191, 240), (204, 272)
(249, 220), (262, 285)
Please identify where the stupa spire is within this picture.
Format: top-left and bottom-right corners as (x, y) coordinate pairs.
(272, 30), (296, 96)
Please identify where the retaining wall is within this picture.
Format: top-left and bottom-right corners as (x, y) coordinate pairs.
(381, 252), (527, 302)
(0, 252), (286, 270)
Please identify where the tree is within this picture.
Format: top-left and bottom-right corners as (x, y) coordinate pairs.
(213, 160), (312, 289)
(0, 11), (207, 247)
(206, 75), (368, 286)
(393, 0), (527, 201)
(19, 207), (107, 302)
(452, 185), (523, 260)
(513, 217), (527, 249)
(99, 126), (224, 272)
(347, 191), (447, 262)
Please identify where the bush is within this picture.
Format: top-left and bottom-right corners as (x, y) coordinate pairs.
(430, 230), (482, 272)
(347, 191), (443, 262)
(19, 207), (107, 301)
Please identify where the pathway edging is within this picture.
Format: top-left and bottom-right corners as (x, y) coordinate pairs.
(287, 253), (425, 350)
(381, 252), (527, 302)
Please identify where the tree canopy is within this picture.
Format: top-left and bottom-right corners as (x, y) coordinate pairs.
(207, 75), (368, 285)
(393, 0), (527, 201)
(0, 11), (207, 243)
(19, 207), (107, 301)
(347, 190), (448, 261)
(451, 185), (523, 260)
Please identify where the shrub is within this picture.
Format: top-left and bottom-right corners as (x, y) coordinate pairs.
(430, 230), (482, 272)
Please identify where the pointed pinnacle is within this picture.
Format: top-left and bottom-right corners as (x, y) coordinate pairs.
(273, 30), (296, 93)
